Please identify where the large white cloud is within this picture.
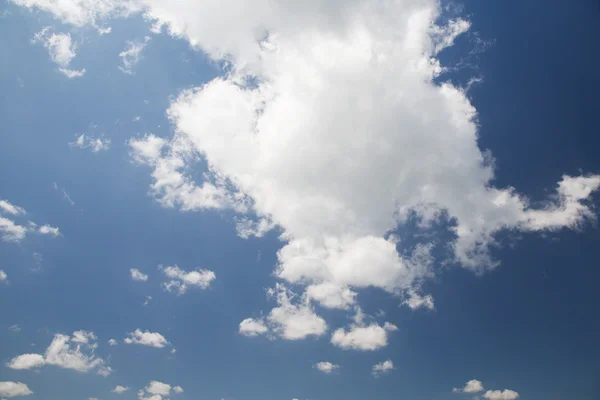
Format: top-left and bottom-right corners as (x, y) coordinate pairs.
(0, 382), (33, 398)
(7, 331), (109, 375)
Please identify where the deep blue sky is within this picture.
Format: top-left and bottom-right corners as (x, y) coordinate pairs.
(1, 1), (599, 400)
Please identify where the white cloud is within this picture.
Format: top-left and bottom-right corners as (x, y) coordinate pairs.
(129, 134), (167, 164)
(402, 289), (434, 311)
(0, 382), (33, 398)
(484, 390), (520, 400)
(314, 361), (339, 374)
(331, 310), (397, 351)
(0, 217), (27, 242)
(119, 37), (150, 75)
(98, 26), (112, 35)
(239, 284), (327, 340)
(372, 360), (394, 376)
(69, 134), (111, 152)
(0, 270), (7, 283)
(53, 182), (76, 206)
(130, 268), (149, 281)
(305, 282), (356, 310)
(38, 224), (60, 237)
(112, 385), (129, 394)
(6, 354), (45, 370)
(238, 318), (268, 337)
(124, 329), (168, 348)
(137, 381), (183, 400)
(0, 200), (25, 215)
(453, 379), (484, 393)
(108, 339), (118, 346)
(32, 28), (85, 78)
(9, 324), (21, 332)
(160, 265), (215, 294)
(7, 331), (108, 374)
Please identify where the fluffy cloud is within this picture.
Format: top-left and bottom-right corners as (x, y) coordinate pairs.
(119, 37), (151, 74)
(69, 134), (111, 152)
(0, 217), (27, 242)
(372, 360), (394, 376)
(238, 318), (268, 337)
(124, 329), (168, 348)
(130, 268), (149, 281)
(32, 28), (85, 78)
(0, 270), (7, 283)
(483, 390), (520, 400)
(0, 382), (33, 398)
(137, 381), (183, 400)
(314, 361), (339, 374)
(160, 265), (215, 294)
(38, 224), (60, 237)
(7, 331), (109, 375)
(331, 309), (397, 351)
(112, 385), (130, 394)
(453, 379), (484, 393)
(305, 282), (357, 310)
(0, 200), (25, 215)
(108, 339), (118, 346)
(239, 284), (327, 340)
(402, 289), (435, 311)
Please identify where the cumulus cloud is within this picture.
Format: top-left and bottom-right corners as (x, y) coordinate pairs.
(0, 200), (60, 243)
(483, 390), (520, 400)
(130, 268), (149, 281)
(112, 385), (129, 394)
(0, 217), (27, 242)
(160, 265), (215, 294)
(239, 284), (327, 340)
(69, 133), (111, 152)
(32, 28), (85, 78)
(453, 379), (484, 393)
(137, 381), (183, 400)
(331, 309), (397, 351)
(0, 382), (33, 398)
(305, 282), (357, 310)
(238, 318), (268, 337)
(314, 361), (339, 374)
(119, 37), (150, 74)
(372, 360), (394, 376)
(124, 329), (168, 348)
(7, 331), (109, 375)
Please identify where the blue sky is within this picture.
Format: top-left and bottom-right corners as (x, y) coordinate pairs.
(1, 1), (600, 400)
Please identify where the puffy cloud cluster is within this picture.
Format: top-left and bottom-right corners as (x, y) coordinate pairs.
(0, 199), (60, 243)
(160, 265), (215, 294)
(7, 330), (110, 376)
(124, 329), (169, 348)
(137, 381), (183, 400)
(453, 379), (519, 400)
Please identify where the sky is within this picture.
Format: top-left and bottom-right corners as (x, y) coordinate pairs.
(1, 1), (600, 400)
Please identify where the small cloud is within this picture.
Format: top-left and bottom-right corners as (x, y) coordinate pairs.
(59, 68), (86, 79)
(97, 26), (112, 35)
(32, 28), (85, 78)
(453, 379), (484, 393)
(69, 133), (110, 152)
(133, 116), (142, 121)
(0, 270), (7, 283)
(483, 390), (519, 400)
(238, 318), (268, 337)
(9, 325), (21, 332)
(160, 265), (215, 295)
(38, 225), (60, 237)
(130, 268), (148, 282)
(108, 339), (117, 346)
(314, 361), (339, 374)
(372, 360), (394, 376)
(143, 296), (152, 306)
(402, 289), (435, 311)
(112, 385), (129, 394)
(123, 329), (168, 348)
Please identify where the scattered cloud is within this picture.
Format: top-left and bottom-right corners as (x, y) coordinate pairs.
(372, 360), (394, 376)
(483, 390), (519, 400)
(0, 382), (33, 398)
(402, 289), (435, 311)
(9, 324), (21, 332)
(69, 133), (111, 152)
(331, 309), (398, 351)
(238, 318), (268, 337)
(7, 331), (109, 375)
(124, 329), (168, 348)
(32, 27), (85, 78)
(130, 268), (149, 282)
(119, 37), (150, 75)
(138, 381), (183, 400)
(0, 200), (25, 215)
(453, 379), (484, 394)
(112, 386), (129, 394)
(314, 361), (339, 374)
(160, 265), (215, 295)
